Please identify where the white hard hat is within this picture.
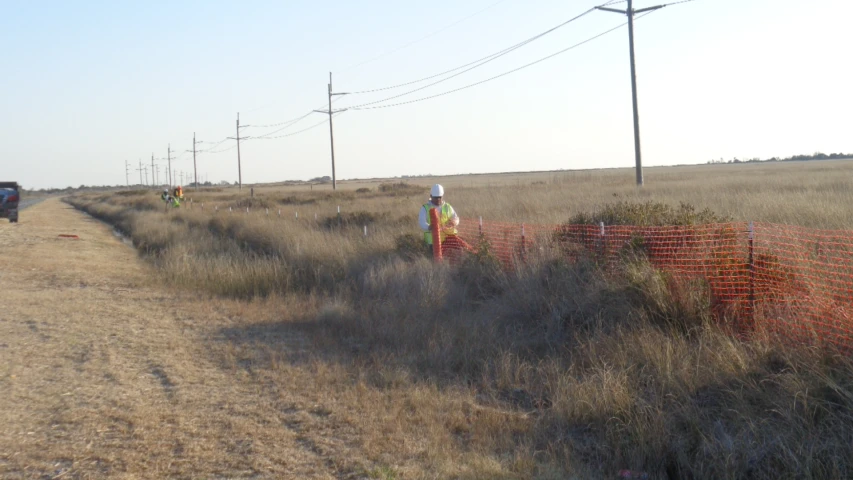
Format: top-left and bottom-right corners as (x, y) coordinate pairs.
(163, 189), (168, 193)
(430, 184), (444, 197)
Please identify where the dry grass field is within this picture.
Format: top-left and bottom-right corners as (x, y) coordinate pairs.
(12, 160), (853, 478)
(249, 160), (853, 227)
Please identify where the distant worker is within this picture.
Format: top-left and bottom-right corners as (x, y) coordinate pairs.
(161, 189), (170, 202)
(173, 186), (184, 200)
(419, 184), (470, 256)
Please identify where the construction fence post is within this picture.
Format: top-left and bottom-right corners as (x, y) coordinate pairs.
(600, 221), (606, 258)
(430, 207), (442, 262)
(747, 221), (755, 332)
(520, 223), (527, 263)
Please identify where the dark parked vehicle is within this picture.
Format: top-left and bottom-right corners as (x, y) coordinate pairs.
(0, 182), (20, 223)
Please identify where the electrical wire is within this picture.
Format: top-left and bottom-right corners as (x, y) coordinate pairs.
(659, 0), (698, 7)
(243, 97), (343, 138)
(598, 0), (698, 9)
(351, 11), (657, 111)
(340, 0), (511, 74)
(347, 7), (596, 96)
(198, 138), (230, 152)
(244, 111), (314, 136)
(242, 113), (314, 129)
(199, 114), (336, 150)
(250, 113), (342, 140)
(204, 142), (239, 154)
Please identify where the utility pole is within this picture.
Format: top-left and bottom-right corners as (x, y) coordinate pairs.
(137, 159), (143, 186)
(143, 165), (149, 186)
(193, 132), (198, 190)
(227, 114), (250, 190)
(314, 72), (348, 190)
(151, 154), (156, 186)
(167, 144), (173, 188)
(596, 0), (665, 187)
(237, 114), (242, 190)
(125, 160), (131, 187)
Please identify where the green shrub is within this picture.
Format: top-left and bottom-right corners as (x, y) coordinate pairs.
(114, 189), (149, 197)
(568, 200), (730, 227)
(377, 182), (427, 197)
(395, 232), (427, 259)
(277, 196), (317, 206)
(233, 197), (274, 209)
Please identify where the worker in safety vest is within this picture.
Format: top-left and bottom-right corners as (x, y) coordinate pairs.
(173, 186), (184, 200)
(161, 189), (170, 202)
(419, 184), (458, 246)
(419, 183), (474, 261)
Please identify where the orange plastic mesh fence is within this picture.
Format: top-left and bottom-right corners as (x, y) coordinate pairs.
(452, 218), (853, 349)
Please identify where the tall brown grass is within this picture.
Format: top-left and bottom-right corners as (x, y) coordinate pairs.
(66, 161), (853, 478)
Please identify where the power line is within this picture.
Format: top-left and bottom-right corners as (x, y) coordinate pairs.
(205, 142), (239, 154)
(249, 114), (341, 140)
(242, 97), (343, 138)
(346, 7), (596, 96)
(241, 114), (313, 129)
(339, 0), (512, 74)
(602, 0), (698, 7)
(197, 138), (230, 153)
(244, 112), (314, 136)
(350, 12), (655, 111)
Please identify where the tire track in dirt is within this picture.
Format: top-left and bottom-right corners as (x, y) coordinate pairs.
(0, 198), (367, 479)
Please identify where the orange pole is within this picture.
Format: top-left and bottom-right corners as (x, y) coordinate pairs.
(429, 208), (442, 262)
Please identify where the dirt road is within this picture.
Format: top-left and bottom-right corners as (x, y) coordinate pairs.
(0, 199), (364, 479)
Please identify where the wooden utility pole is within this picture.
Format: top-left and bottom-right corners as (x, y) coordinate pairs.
(596, 0), (665, 187)
(236, 114), (242, 189)
(193, 132), (198, 190)
(327, 75), (336, 191)
(227, 113), (248, 190)
(314, 72), (348, 191)
(167, 144), (173, 188)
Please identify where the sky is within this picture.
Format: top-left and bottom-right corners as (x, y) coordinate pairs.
(2, 0), (851, 189)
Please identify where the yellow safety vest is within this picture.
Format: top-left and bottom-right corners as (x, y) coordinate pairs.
(423, 203), (457, 245)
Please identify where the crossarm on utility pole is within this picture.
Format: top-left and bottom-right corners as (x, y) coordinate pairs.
(595, 6), (626, 14)
(634, 5), (665, 14)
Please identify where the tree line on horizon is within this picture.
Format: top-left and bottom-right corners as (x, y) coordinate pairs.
(707, 152), (853, 164)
